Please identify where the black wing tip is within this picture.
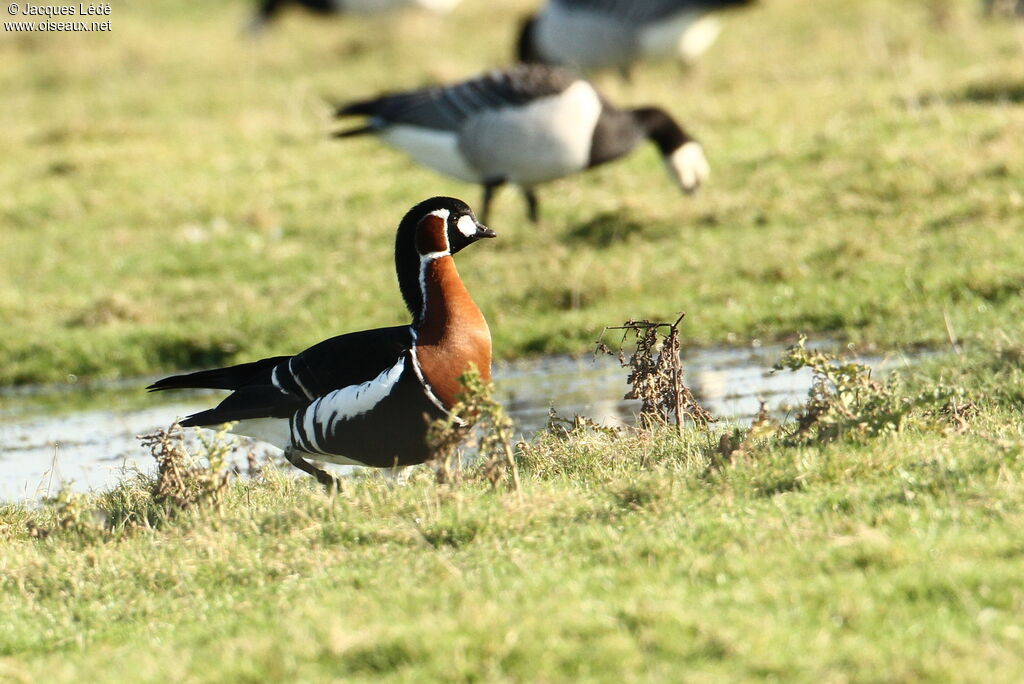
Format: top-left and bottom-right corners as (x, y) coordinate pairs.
(146, 376), (181, 392)
(335, 99), (378, 118)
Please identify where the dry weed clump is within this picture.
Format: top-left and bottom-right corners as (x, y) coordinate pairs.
(428, 366), (521, 492)
(597, 314), (714, 433)
(139, 423), (232, 511)
(772, 337), (912, 445)
(545, 408), (622, 441)
(716, 400), (778, 466)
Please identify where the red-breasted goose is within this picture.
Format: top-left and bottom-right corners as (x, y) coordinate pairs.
(251, 0), (460, 30)
(148, 197), (494, 488)
(517, 0), (756, 76)
(333, 64), (709, 223)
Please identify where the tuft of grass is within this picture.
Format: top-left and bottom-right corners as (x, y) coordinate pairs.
(428, 365), (521, 492)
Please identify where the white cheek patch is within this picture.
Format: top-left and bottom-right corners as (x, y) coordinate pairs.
(668, 141), (710, 194)
(456, 214), (477, 238)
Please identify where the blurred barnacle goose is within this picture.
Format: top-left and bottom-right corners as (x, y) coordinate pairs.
(148, 197), (494, 488)
(517, 0), (756, 76)
(983, 0), (1024, 17)
(333, 64), (709, 222)
(251, 0), (461, 30)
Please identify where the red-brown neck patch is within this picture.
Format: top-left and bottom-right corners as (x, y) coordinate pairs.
(415, 214), (449, 255)
(414, 256), (491, 408)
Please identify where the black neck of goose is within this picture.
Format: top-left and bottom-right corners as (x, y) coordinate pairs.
(588, 104), (647, 168)
(630, 107), (691, 157)
(516, 15), (543, 63)
(257, 0), (280, 20)
(395, 229), (426, 328)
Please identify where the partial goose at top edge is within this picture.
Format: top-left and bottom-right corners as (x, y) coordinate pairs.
(249, 0), (461, 31)
(517, 0), (757, 77)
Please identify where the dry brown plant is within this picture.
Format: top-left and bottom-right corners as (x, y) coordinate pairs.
(597, 314), (714, 434)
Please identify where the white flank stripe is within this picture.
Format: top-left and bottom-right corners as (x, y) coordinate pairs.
(314, 356), (407, 433)
(271, 364), (284, 393)
(302, 403), (322, 453)
(407, 325), (456, 417)
(288, 357), (314, 400)
(409, 346), (454, 416)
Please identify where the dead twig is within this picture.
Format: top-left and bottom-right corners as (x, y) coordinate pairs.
(597, 313), (714, 432)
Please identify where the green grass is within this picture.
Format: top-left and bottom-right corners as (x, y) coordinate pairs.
(2, 0), (1023, 383)
(2, 346), (1023, 682)
(3, 1), (1024, 680)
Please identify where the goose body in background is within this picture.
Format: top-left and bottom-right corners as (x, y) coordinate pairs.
(517, 0), (756, 75)
(252, 0), (461, 29)
(334, 64), (709, 223)
(983, 0), (1024, 17)
(148, 197), (494, 488)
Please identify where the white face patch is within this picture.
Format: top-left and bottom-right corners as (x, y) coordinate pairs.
(668, 141), (710, 194)
(455, 214), (477, 238)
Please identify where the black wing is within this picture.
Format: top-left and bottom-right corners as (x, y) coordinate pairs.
(335, 65), (580, 133)
(552, 0), (753, 23)
(149, 326), (414, 427)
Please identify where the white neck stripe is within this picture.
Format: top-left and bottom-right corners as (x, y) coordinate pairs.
(417, 252), (449, 324)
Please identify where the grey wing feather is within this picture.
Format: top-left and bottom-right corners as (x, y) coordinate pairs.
(551, 0), (750, 23)
(339, 65), (579, 132)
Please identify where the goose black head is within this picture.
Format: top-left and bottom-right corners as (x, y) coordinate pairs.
(395, 197), (495, 321)
(631, 107), (710, 194)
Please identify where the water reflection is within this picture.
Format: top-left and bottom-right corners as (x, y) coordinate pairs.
(0, 343), (908, 500)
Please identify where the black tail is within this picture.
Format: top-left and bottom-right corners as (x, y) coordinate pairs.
(147, 356), (289, 392)
(178, 384), (299, 426)
(332, 99), (385, 138)
(335, 99), (381, 118)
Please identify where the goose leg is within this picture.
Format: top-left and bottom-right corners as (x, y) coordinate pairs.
(481, 179), (504, 224)
(522, 188), (540, 223)
(284, 446), (339, 491)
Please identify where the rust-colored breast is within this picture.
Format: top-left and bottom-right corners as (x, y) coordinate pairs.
(415, 256), (491, 408)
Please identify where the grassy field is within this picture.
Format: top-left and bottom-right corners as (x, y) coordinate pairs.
(2, 0), (1023, 384)
(1, 348), (1023, 682)
(3, 0), (1024, 681)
